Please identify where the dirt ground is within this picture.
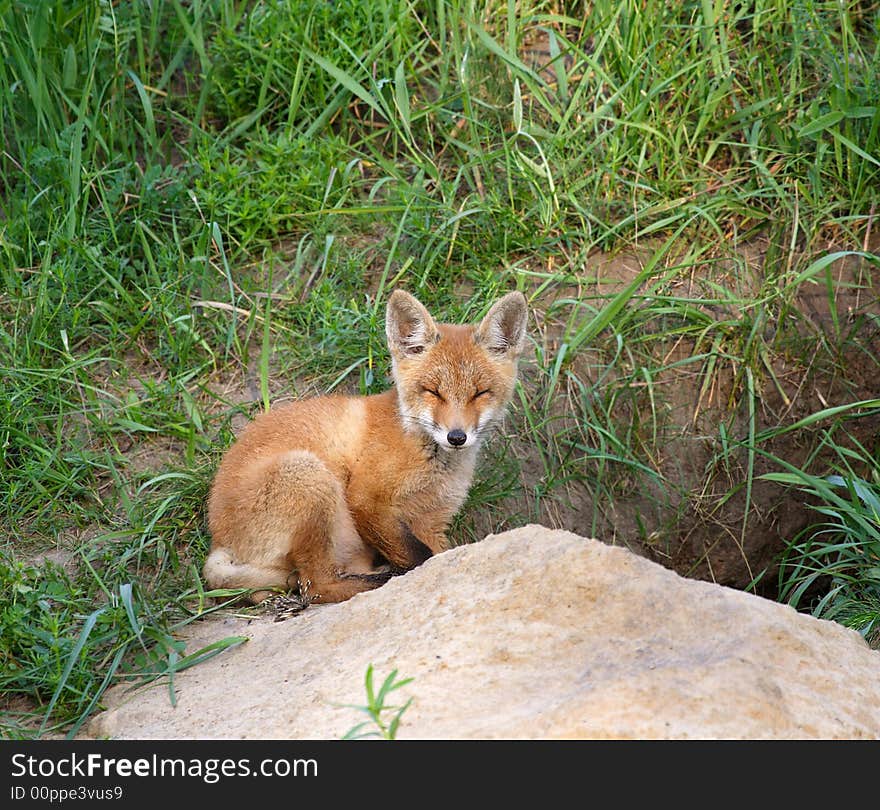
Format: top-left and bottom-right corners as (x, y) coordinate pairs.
(461, 236), (880, 595)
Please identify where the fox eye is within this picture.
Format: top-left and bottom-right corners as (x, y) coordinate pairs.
(473, 389), (492, 400)
(422, 386), (443, 399)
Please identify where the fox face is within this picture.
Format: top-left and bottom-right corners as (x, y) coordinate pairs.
(386, 290), (529, 451)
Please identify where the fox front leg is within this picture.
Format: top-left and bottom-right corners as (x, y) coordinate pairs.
(352, 512), (438, 573)
(386, 521), (434, 574)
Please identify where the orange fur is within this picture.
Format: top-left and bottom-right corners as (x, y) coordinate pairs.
(204, 289), (528, 603)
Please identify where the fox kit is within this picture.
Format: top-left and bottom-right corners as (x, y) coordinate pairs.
(204, 289), (528, 604)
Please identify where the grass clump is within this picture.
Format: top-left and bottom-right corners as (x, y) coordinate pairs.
(341, 664), (413, 740)
(0, 551), (171, 738)
(208, 0), (417, 130)
(194, 130), (353, 254)
(762, 430), (880, 644)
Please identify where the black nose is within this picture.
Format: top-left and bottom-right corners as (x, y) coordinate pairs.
(447, 429), (467, 447)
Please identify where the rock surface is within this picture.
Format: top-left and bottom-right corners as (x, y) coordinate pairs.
(86, 526), (880, 739)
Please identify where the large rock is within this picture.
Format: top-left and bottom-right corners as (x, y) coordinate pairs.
(86, 526), (880, 739)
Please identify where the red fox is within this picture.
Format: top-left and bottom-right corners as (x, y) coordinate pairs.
(204, 289), (528, 604)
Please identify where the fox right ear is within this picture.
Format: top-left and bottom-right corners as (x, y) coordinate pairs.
(386, 290), (439, 358)
(475, 291), (528, 357)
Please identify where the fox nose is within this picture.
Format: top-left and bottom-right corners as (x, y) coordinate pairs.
(447, 429), (467, 447)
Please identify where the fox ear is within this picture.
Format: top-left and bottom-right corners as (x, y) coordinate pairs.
(475, 291), (528, 357)
(386, 290), (439, 358)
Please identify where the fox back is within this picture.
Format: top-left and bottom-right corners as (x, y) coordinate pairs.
(204, 289), (529, 604)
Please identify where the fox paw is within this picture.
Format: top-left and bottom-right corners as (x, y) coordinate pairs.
(265, 580), (317, 622)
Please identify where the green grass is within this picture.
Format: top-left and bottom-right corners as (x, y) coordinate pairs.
(340, 664), (414, 740)
(1, 0), (879, 737)
(760, 419), (880, 642)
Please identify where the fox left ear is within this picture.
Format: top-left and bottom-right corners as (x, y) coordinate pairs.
(386, 289), (440, 359)
(475, 291), (528, 357)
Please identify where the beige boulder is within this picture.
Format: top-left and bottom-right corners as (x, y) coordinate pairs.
(87, 526), (880, 739)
